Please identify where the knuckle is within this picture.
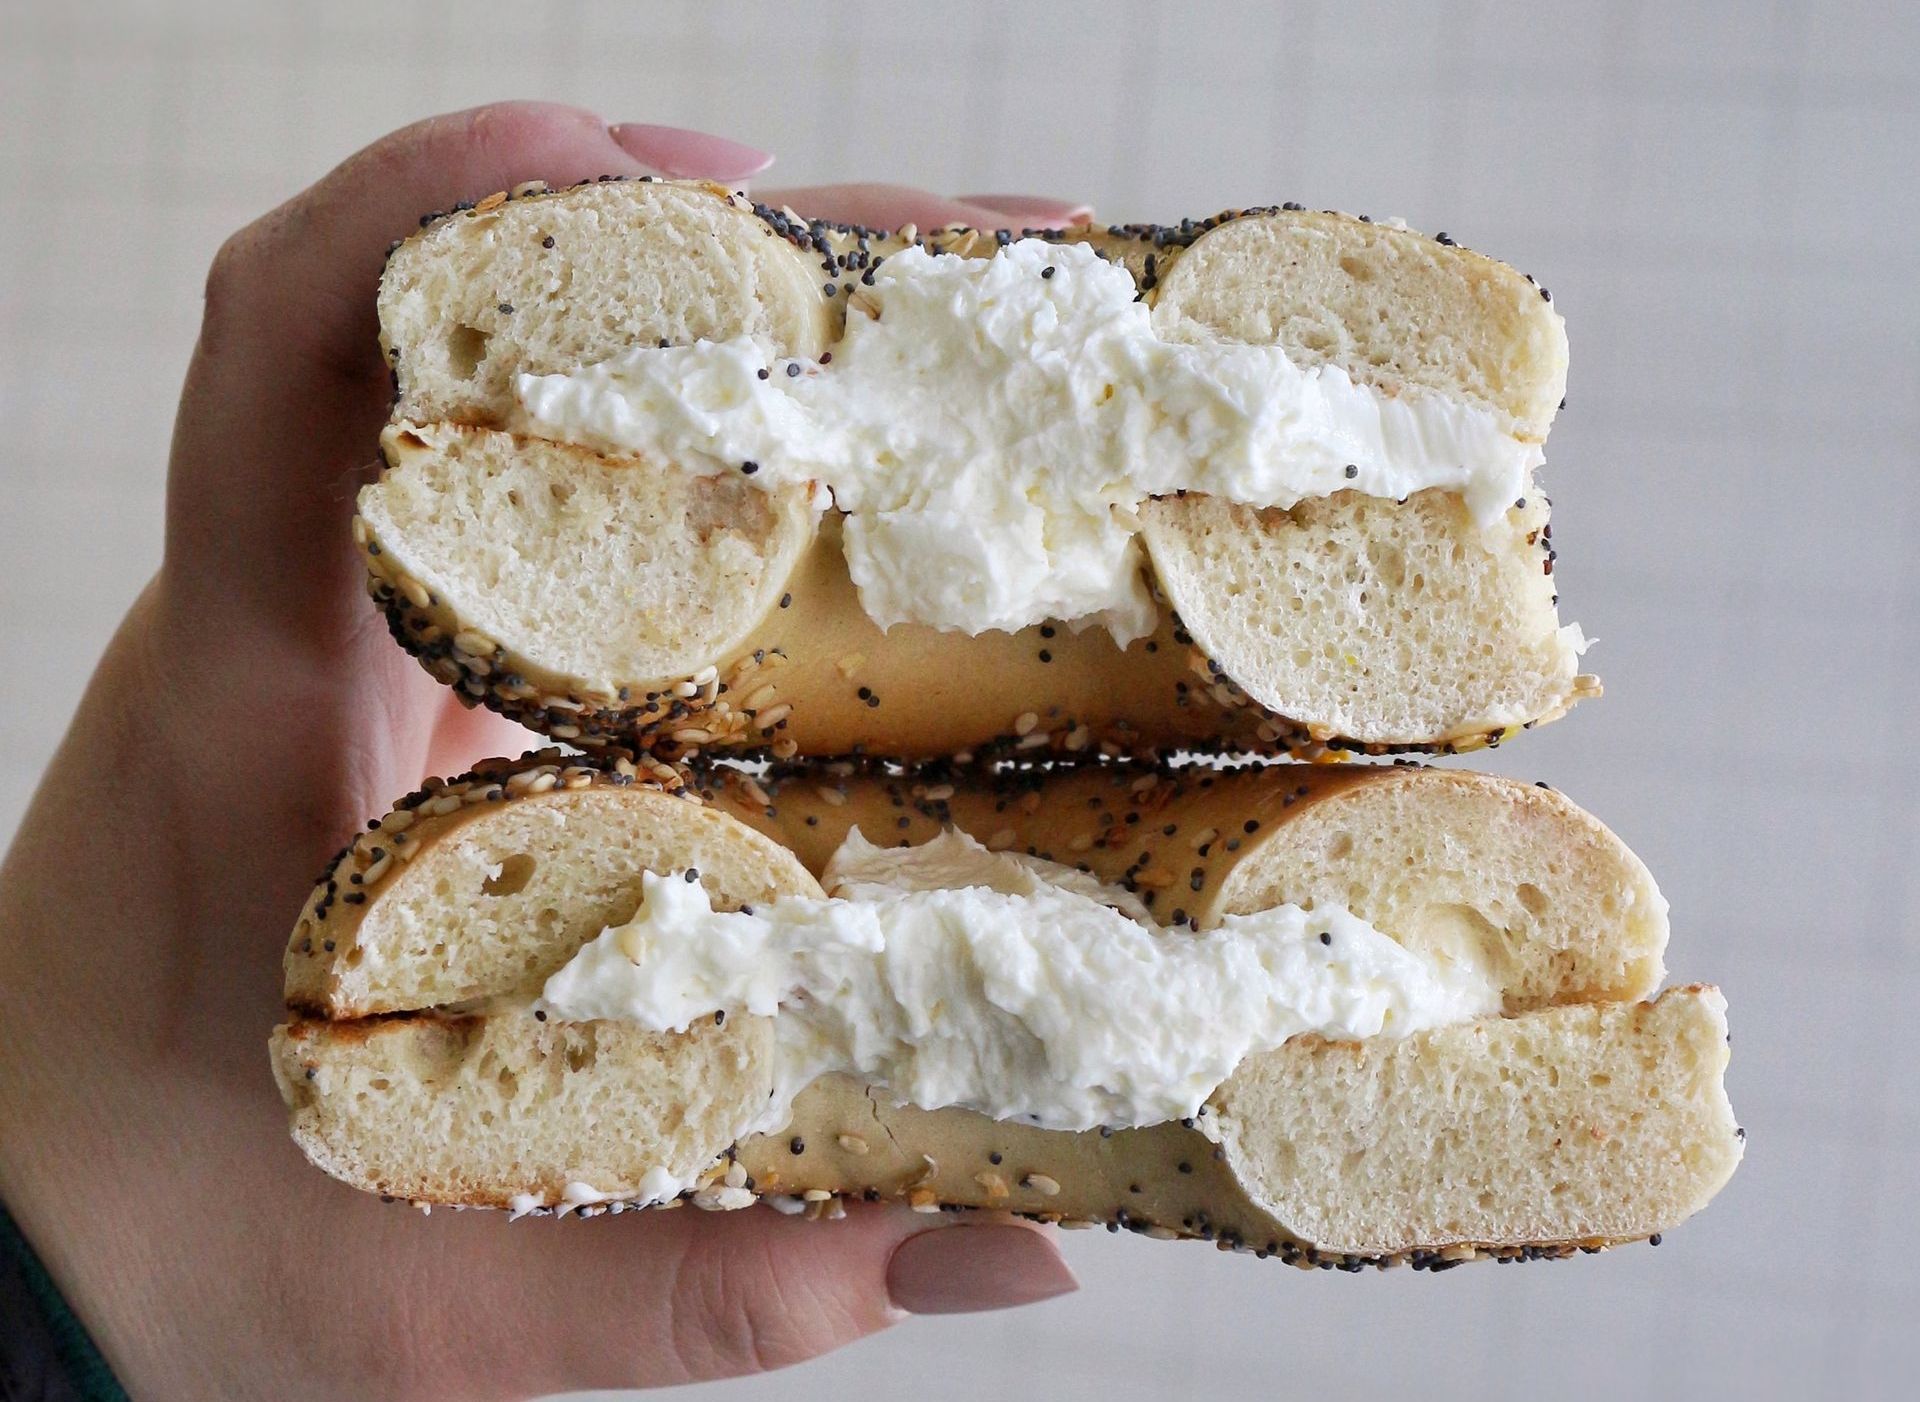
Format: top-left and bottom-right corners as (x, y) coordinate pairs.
(199, 214), (287, 348)
(427, 101), (599, 176)
(202, 225), (256, 310)
(664, 1236), (838, 1380)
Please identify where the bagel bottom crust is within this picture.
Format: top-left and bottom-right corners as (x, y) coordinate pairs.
(271, 988), (1741, 1267)
(359, 426), (1593, 763)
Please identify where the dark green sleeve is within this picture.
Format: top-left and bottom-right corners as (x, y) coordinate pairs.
(0, 1202), (130, 1402)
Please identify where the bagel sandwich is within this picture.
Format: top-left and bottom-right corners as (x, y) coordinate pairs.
(362, 179), (1593, 762)
(272, 752), (1739, 1267)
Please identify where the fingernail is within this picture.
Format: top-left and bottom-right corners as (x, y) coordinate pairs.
(958, 194), (1095, 228)
(886, 1224), (1079, 1315)
(607, 123), (773, 181)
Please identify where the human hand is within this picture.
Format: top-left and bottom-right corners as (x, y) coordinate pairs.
(0, 102), (1086, 1401)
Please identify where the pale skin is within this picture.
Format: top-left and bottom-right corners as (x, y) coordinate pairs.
(0, 103), (1089, 1401)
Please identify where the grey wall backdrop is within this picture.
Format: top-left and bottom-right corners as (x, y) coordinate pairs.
(3, 2), (1913, 1399)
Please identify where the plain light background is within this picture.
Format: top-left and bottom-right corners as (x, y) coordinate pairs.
(2, 1), (1913, 1399)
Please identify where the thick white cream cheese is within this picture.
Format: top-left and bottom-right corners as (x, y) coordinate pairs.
(514, 239), (1544, 644)
(536, 828), (1499, 1134)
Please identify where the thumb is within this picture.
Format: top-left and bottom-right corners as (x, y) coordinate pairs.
(461, 1204), (1076, 1392)
(884, 1216), (1079, 1315)
(661, 1209), (1077, 1377)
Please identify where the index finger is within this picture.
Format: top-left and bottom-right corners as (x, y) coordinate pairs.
(164, 103), (758, 633)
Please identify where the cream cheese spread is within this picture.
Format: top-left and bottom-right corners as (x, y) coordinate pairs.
(536, 828), (1499, 1135)
(513, 239), (1545, 644)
